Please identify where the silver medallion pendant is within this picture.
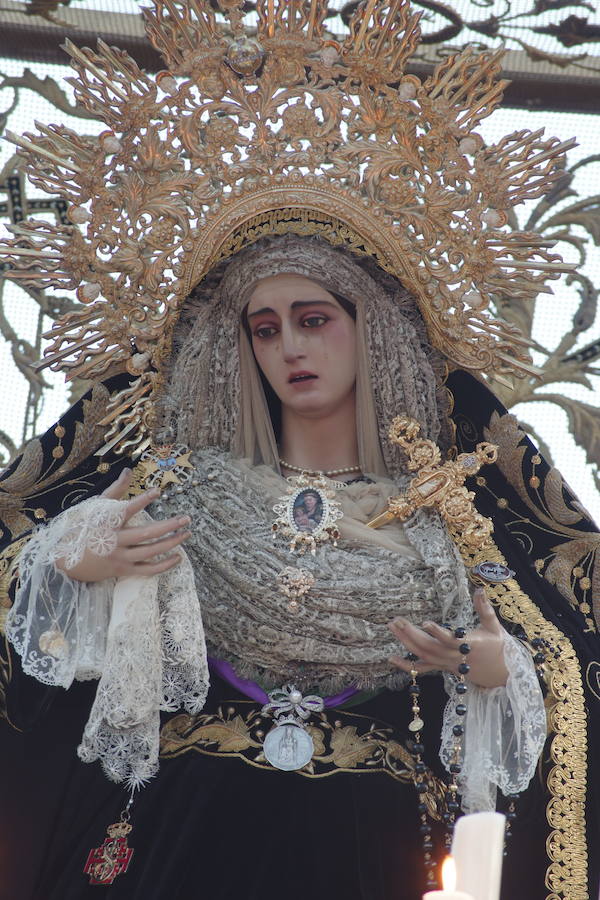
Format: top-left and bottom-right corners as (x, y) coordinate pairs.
(262, 684), (324, 772)
(263, 720), (315, 771)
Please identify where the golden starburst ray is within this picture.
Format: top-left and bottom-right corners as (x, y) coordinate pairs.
(0, 0), (577, 453)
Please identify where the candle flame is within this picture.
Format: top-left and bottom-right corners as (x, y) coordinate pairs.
(442, 856), (457, 891)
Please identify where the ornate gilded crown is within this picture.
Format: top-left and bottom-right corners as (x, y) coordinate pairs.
(0, 0), (576, 455)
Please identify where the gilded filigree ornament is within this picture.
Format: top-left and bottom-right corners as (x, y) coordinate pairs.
(135, 444), (195, 495)
(276, 566), (315, 613)
(0, 0), (578, 456)
(368, 416), (498, 554)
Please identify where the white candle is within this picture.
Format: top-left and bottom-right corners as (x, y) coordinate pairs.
(451, 812), (506, 900)
(423, 857), (475, 900)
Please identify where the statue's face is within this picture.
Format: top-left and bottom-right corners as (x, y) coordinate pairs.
(247, 273), (356, 420)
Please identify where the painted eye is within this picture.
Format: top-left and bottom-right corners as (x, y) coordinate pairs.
(254, 325), (278, 339)
(302, 314), (328, 328)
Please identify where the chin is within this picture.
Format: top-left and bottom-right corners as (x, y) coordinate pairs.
(287, 397), (342, 418)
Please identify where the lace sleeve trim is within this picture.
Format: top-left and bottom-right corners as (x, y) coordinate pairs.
(440, 631), (546, 813)
(6, 497), (209, 788)
(6, 497), (126, 687)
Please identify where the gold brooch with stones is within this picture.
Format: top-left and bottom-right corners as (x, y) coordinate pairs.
(137, 443), (196, 498)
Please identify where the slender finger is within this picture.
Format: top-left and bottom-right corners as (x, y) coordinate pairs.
(124, 531), (191, 563)
(101, 468), (132, 500)
(421, 621), (458, 645)
(473, 587), (503, 635)
(117, 515), (191, 547)
(121, 488), (161, 522)
(388, 618), (447, 659)
(125, 553), (183, 576)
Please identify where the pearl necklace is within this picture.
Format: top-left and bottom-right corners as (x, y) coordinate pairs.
(279, 458), (362, 478)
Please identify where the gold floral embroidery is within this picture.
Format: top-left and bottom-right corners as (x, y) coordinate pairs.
(160, 701), (446, 819)
(484, 411), (600, 633)
(0, 382), (114, 541)
(0, 536), (30, 632)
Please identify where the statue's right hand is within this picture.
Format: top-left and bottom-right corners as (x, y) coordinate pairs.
(55, 468), (191, 583)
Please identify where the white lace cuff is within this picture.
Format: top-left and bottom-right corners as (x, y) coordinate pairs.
(6, 497), (125, 686)
(441, 632), (547, 813)
(6, 496), (209, 788)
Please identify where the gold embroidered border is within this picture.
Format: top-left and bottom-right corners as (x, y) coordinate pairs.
(457, 538), (588, 900)
(159, 701), (447, 821)
(0, 535), (30, 634)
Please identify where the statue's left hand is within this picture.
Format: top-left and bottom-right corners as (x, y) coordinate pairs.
(388, 588), (509, 688)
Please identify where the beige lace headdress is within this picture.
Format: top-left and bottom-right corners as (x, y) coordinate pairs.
(166, 233), (449, 477)
(0, 0), (575, 457)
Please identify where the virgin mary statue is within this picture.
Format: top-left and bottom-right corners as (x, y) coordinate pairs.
(0, 3), (599, 900)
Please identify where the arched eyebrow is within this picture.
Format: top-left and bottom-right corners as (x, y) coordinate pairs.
(247, 299), (339, 320)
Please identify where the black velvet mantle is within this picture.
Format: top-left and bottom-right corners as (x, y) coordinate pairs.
(0, 370), (598, 900)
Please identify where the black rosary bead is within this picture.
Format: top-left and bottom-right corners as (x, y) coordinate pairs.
(533, 651), (546, 664)
(405, 625), (471, 885)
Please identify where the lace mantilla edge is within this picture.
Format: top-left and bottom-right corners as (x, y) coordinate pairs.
(6, 497), (209, 788)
